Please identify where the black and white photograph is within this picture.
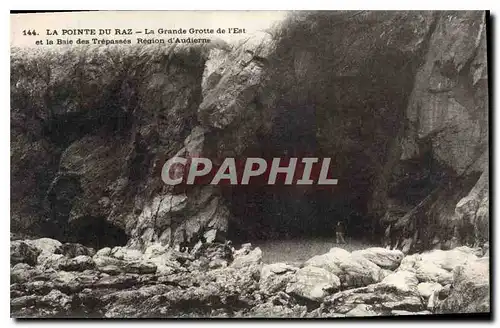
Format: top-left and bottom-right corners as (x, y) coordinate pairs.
(9, 10), (490, 319)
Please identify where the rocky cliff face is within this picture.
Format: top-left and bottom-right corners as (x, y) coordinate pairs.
(386, 11), (489, 252)
(11, 45), (209, 248)
(11, 11), (488, 253)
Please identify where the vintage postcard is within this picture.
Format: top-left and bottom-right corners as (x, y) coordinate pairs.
(10, 10), (490, 318)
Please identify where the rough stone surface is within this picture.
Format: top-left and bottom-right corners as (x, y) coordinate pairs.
(379, 270), (419, 294)
(438, 258), (489, 313)
(230, 247), (263, 269)
(11, 238), (490, 318)
(388, 11), (488, 252)
(417, 282), (443, 299)
(320, 280), (425, 317)
(259, 263), (298, 295)
(305, 248), (382, 288)
(351, 247), (404, 270)
(59, 255), (96, 272)
(26, 238), (62, 255)
(285, 266), (341, 302)
(11, 241), (41, 266)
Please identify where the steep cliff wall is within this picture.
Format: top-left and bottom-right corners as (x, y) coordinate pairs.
(11, 45), (213, 248)
(385, 11), (489, 252)
(11, 11), (489, 252)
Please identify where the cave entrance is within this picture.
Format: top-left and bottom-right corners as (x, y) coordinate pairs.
(43, 173), (128, 250)
(222, 101), (374, 249)
(67, 216), (128, 250)
(221, 42), (420, 254)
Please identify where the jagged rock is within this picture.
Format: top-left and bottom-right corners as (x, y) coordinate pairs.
(322, 282), (425, 316)
(142, 243), (183, 275)
(417, 282), (443, 299)
(304, 251), (343, 276)
(427, 288), (440, 311)
(199, 31), (276, 130)
(345, 304), (378, 317)
(454, 168), (489, 247)
(246, 302), (306, 318)
(124, 261), (157, 274)
(57, 243), (96, 258)
(340, 253), (382, 288)
(206, 265), (261, 305)
(98, 265), (122, 276)
(11, 240), (41, 266)
(204, 229), (221, 243)
(321, 268), (426, 316)
(37, 252), (67, 270)
(59, 255), (96, 272)
(239, 291), (307, 318)
(39, 289), (72, 312)
(132, 265), (262, 316)
(305, 248), (382, 288)
(482, 243), (489, 257)
(94, 275), (139, 289)
(351, 248), (404, 270)
(26, 238), (62, 254)
(438, 284), (451, 300)
(379, 270), (418, 294)
(208, 259), (228, 270)
(398, 247), (479, 286)
(101, 284), (173, 318)
(143, 243), (168, 258)
(285, 266), (341, 302)
(420, 247), (478, 271)
(233, 243), (252, 255)
(415, 261), (453, 285)
(11, 263), (43, 284)
(12, 43), (213, 250)
(11, 295), (38, 311)
(95, 247), (112, 257)
(170, 249), (194, 266)
(93, 254), (156, 274)
(230, 247), (262, 269)
(397, 253), (420, 271)
(93, 255), (125, 268)
(110, 246), (143, 261)
(260, 263), (298, 295)
(192, 242), (233, 264)
(438, 258), (489, 313)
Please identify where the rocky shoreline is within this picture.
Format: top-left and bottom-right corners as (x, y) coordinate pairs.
(10, 237), (490, 318)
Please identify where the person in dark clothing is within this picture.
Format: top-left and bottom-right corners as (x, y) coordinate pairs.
(336, 221), (347, 244)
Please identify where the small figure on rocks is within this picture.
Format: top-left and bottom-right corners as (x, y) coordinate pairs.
(336, 221), (347, 244)
(449, 226), (461, 249)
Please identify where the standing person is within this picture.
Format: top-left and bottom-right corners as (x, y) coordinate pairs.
(336, 220), (347, 244)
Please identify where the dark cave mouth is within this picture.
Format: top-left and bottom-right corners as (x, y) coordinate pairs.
(224, 185), (372, 244)
(65, 216), (128, 250)
(221, 47), (431, 244)
(221, 103), (377, 244)
(221, 72), (431, 245)
(223, 148), (452, 245)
